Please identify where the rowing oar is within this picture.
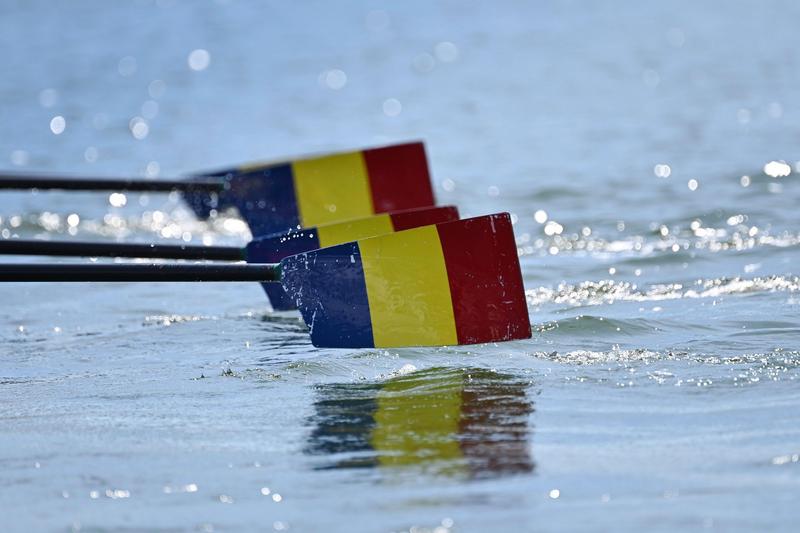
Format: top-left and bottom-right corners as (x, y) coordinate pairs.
(0, 214), (531, 348)
(0, 141), (435, 237)
(0, 205), (459, 310)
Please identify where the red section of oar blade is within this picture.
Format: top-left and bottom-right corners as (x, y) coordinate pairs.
(436, 213), (531, 345)
(389, 205), (459, 231)
(363, 142), (435, 212)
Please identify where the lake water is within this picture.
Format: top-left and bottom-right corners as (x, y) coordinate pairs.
(2, 0), (800, 531)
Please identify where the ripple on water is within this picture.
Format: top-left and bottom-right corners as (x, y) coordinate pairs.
(534, 348), (800, 388)
(526, 275), (800, 307)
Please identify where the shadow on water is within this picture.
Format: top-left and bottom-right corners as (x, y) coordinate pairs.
(304, 367), (535, 480)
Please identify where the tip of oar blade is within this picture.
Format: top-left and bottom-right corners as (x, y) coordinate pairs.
(280, 213), (531, 349)
(246, 206), (460, 311)
(180, 175), (233, 220)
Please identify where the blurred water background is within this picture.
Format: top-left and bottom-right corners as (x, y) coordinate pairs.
(2, 0), (800, 531)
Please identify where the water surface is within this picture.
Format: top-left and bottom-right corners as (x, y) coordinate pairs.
(2, 1), (800, 531)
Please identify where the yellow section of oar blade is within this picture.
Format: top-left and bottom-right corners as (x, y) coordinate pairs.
(359, 225), (458, 347)
(316, 213), (394, 248)
(292, 152), (374, 227)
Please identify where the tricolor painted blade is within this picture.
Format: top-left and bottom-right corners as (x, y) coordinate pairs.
(184, 141), (435, 235)
(279, 213), (531, 348)
(247, 205), (459, 310)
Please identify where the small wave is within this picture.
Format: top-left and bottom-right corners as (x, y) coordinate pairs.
(516, 223), (800, 259)
(532, 348), (800, 386)
(526, 275), (800, 307)
(142, 314), (216, 327)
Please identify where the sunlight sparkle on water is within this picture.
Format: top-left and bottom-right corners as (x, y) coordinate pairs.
(383, 98), (402, 116)
(146, 161), (160, 177)
(365, 9), (390, 32)
(10, 150), (28, 166)
(148, 80), (166, 99)
(129, 117), (149, 140)
(118, 56), (137, 77)
(654, 164), (671, 178)
(84, 146), (98, 163)
(38, 88), (57, 108)
(188, 49), (211, 71)
(763, 160), (791, 178)
(434, 41), (459, 62)
(320, 69), (347, 90)
(49, 116), (65, 135)
(109, 193), (127, 207)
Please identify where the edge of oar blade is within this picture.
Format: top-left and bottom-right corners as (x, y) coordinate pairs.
(279, 213), (531, 349)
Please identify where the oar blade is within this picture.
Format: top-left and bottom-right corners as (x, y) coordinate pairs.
(280, 213), (531, 348)
(184, 141), (435, 235)
(247, 205), (459, 311)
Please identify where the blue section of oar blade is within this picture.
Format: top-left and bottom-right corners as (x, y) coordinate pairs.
(245, 229), (321, 311)
(280, 242), (374, 348)
(181, 171), (236, 220)
(227, 164), (300, 237)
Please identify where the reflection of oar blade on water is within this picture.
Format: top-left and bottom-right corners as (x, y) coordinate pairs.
(0, 141), (435, 236)
(0, 205), (460, 310)
(0, 214), (531, 349)
(306, 367), (535, 477)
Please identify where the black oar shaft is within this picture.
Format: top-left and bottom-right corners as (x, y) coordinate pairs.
(0, 239), (245, 261)
(0, 174), (224, 192)
(0, 263), (279, 282)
